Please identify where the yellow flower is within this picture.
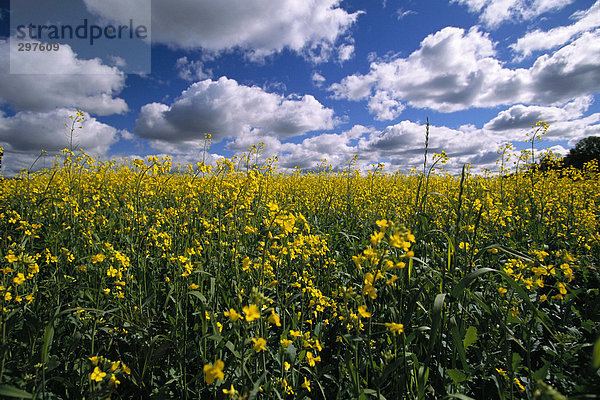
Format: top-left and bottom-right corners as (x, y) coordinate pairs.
(558, 282), (567, 295)
(385, 322), (404, 335)
(13, 273), (25, 286)
(514, 377), (525, 392)
(302, 376), (311, 392)
(281, 338), (292, 348)
(358, 305), (371, 318)
(91, 254), (106, 263)
(122, 363), (131, 375)
(223, 384), (239, 398)
(224, 308), (241, 322)
(203, 360), (225, 384)
(370, 231), (384, 246)
(375, 219), (389, 230)
(243, 304), (261, 322)
(495, 368), (507, 376)
(289, 330), (302, 338)
(188, 283), (199, 290)
(91, 367), (106, 382)
(386, 275), (398, 286)
(102, 288), (110, 295)
(306, 351), (321, 367)
(252, 337), (267, 352)
(282, 378), (294, 395)
(109, 374), (120, 387)
(284, 361), (291, 371)
(363, 283), (377, 299)
(89, 356), (99, 365)
(5, 254), (19, 263)
(498, 287), (507, 295)
(268, 310), (282, 326)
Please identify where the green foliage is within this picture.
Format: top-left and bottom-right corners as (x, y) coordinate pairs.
(563, 136), (600, 170)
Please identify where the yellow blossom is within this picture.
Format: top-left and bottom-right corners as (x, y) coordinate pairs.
(385, 322), (404, 335)
(302, 376), (311, 392)
(252, 337), (267, 352)
(224, 308), (241, 322)
(13, 273), (25, 285)
(306, 351), (321, 367)
(358, 305), (371, 318)
(203, 360), (225, 384)
(91, 367), (106, 382)
(243, 304), (261, 322)
(268, 310), (282, 326)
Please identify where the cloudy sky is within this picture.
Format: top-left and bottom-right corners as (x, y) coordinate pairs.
(0, 0), (599, 176)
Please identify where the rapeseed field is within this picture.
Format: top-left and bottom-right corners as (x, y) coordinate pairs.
(0, 127), (599, 399)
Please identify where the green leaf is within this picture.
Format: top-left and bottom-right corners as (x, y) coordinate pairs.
(248, 370), (267, 400)
(41, 320), (55, 365)
(463, 326), (478, 349)
(188, 290), (207, 304)
(443, 394), (476, 400)
(533, 359), (549, 381)
(512, 353), (522, 372)
(449, 317), (468, 371)
(0, 385), (33, 399)
(593, 337), (600, 369)
(450, 268), (497, 298)
(225, 341), (240, 358)
(446, 369), (468, 384)
(429, 293), (446, 352)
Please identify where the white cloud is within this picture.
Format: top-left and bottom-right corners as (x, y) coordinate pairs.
(135, 76), (336, 143)
(85, 0), (362, 62)
(134, 103), (600, 177)
(396, 8), (416, 20)
(330, 27), (600, 118)
(367, 91), (405, 121)
(312, 72), (326, 87)
(0, 40), (128, 115)
(0, 108), (118, 176)
(337, 44), (355, 63)
(483, 100), (600, 143)
(451, 0), (574, 28)
(175, 57), (212, 81)
(226, 124), (374, 171)
(483, 98), (592, 131)
(511, 1), (600, 59)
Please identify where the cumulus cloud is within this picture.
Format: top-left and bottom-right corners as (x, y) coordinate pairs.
(175, 57), (212, 81)
(0, 108), (119, 176)
(511, 1), (600, 59)
(329, 27), (600, 118)
(451, 0), (574, 28)
(312, 72), (326, 87)
(226, 124), (375, 171)
(135, 76), (336, 143)
(482, 99), (600, 146)
(84, 0), (361, 61)
(484, 97), (592, 131)
(0, 40), (128, 115)
(138, 104), (600, 177)
(337, 44), (355, 63)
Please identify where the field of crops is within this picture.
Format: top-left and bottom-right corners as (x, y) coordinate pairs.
(1, 142), (599, 399)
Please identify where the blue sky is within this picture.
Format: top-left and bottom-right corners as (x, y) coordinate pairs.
(1, 0), (599, 175)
